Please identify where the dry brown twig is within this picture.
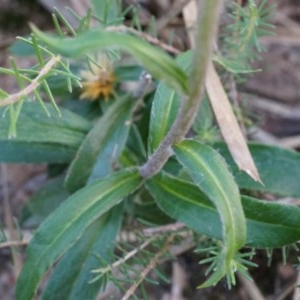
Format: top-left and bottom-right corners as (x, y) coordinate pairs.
(156, 0), (192, 31)
(1, 165), (23, 278)
(107, 25), (181, 55)
(0, 55), (61, 107)
(121, 235), (175, 300)
(237, 273), (265, 300)
(170, 261), (188, 300)
(96, 234), (195, 299)
(0, 240), (29, 250)
(92, 235), (159, 279)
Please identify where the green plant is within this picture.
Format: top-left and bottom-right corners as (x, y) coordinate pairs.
(1, 0), (300, 299)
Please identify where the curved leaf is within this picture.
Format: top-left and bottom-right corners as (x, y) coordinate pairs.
(0, 141), (76, 163)
(215, 143), (300, 197)
(65, 96), (134, 193)
(16, 168), (142, 300)
(146, 172), (300, 248)
(42, 205), (123, 300)
(32, 26), (188, 95)
(173, 139), (246, 287)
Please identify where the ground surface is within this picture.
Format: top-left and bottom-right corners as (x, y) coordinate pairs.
(1, 0), (300, 299)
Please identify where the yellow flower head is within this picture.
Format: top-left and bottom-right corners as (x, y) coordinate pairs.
(80, 55), (115, 101)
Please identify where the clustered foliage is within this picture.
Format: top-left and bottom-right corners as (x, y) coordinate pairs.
(1, 1), (300, 299)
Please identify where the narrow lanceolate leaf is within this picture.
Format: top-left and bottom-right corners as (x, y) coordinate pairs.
(16, 168), (142, 300)
(42, 205), (123, 300)
(215, 142), (300, 197)
(32, 26), (188, 95)
(148, 51), (192, 154)
(206, 63), (261, 183)
(0, 102), (91, 163)
(65, 96), (134, 193)
(148, 85), (180, 154)
(147, 172), (300, 248)
(173, 139), (246, 287)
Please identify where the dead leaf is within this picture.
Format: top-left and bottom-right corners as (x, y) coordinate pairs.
(206, 62), (262, 183)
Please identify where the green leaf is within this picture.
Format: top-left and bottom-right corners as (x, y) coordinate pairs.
(146, 173), (222, 239)
(21, 175), (69, 227)
(134, 188), (172, 226)
(147, 172), (300, 248)
(173, 139), (246, 287)
(31, 26), (188, 95)
(242, 195), (300, 248)
(148, 84), (180, 154)
(0, 142), (76, 163)
(0, 102), (91, 163)
(42, 205), (123, 300)
(148, 51), (192, 154)
(65, 96), (134, 193)
(0, 103), (91, 144)
(215, 143), (300, 197)
(192, 94), (214, 134)
(16, 168), (142, 300)
(124, 124), (147, 165)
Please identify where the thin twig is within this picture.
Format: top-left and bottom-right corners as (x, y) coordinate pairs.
(97, 235), (196, 299)
(243, 93), (300, 120)
(1, 165), (23, 277)
(0, 240), (29, 249)
(121, 235), (174, 300)
(293, 270), (300, 300)
(170, 261), (187, 300)
(156, 0), (192, 31)
(276, 281), (296, 300)
(107, 25), (181, 55)
(280, 135), (300, 149)
(91, 235), (158, 278)
(0, 55), (61, 107)
(238, 273), (265, 300)
(143, 222), (186, 236)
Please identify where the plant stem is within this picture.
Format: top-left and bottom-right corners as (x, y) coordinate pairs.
(139, 0), (223, 178)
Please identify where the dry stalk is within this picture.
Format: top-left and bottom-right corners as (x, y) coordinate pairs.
(0, 55), (61, 107)
(0, 240), (29, 250)
(107, 25), (181, 55)
(121, 235), (175, 300)
(1, 165), (23, 277)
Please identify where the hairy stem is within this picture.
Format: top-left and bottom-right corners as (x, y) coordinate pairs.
(139, 0), (223, 178)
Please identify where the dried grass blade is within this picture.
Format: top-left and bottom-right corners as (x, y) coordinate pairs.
(206, 62), (262, 183)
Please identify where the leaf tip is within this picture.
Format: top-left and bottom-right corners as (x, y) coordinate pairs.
(243, 167), (264, 186)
